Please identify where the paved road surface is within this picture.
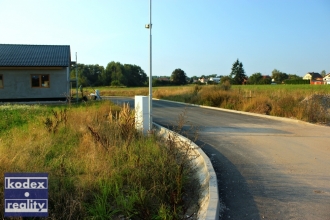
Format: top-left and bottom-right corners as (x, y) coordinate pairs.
(108, 97), (330, 220)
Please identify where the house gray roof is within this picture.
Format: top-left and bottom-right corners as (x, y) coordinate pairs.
(0, 44), (71, 67)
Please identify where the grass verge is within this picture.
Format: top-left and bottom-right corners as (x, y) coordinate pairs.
(0, 101), (200, 219)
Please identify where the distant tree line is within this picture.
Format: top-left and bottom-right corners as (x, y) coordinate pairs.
(70, 63), (190, 87)
(247, 72), (272, 85)
(70, 62), (147, 87)
(218, 59), (316, 85)
(152, 69), (188, 86)
(70, 59), (320, 87)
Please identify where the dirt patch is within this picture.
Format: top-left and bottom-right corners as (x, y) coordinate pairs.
(301, 94), (330, 111)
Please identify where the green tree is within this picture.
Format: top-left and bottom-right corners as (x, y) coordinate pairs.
(230, 59), (247, 85)
(207, 74), (217, 78)
(99, 65), (111, 86)
(89, 64), (104, 86)
(171, 69), (187, 85)
(259, 77), (272, 84)
(71, 62), (147, 87)
(220, 76), (231, 84)
(190, 76), (199, 84)
(272, 69), (288, 83)
(320, 70), (326, 77)
(70, 64), (104, 86)
(105, 61), (126, 86)
(288, 74), (302, 80)
(248, 72), (263, 84)
(219, 76), (231, 90)
(70, 63), (86, 86)
(124, 64), (147, 87)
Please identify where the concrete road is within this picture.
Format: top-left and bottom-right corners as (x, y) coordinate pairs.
(108, 97), (330, 220)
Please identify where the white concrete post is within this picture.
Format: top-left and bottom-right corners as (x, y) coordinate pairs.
(135, 95), (150, 134)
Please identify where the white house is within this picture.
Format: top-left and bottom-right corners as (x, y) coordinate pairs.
(324, 73), (330, 85)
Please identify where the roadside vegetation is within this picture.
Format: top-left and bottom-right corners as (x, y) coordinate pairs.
(158, 84), (330, 124)
(88, 84), (330, 125)
(0, 101), (200, 219)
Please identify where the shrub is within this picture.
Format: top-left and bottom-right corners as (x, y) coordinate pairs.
(219, 80), (231, 91)
(111, 80), (123, 87)
(270, 96), (299, 117)
(243, 97), (272, 115)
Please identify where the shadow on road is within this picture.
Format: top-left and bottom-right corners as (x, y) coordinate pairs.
(195, 139), (261, 220)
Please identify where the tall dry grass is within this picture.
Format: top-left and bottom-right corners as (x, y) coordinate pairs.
(0, 101), (200, 219)
(149, 84), (330, 124)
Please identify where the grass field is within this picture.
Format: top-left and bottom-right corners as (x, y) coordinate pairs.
(82, 84), (330, 125)
(0, 101), (200, 219)
(77, 84), (330, 98)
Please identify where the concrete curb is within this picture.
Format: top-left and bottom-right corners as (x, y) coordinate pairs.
(154, 123), (220, 220)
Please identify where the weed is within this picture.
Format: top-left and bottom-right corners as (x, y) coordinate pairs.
(219, 80), (231, 91)
(44, 109), (68, 133)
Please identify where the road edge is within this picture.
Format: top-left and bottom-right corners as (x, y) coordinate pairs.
(154, 123), (220, 220)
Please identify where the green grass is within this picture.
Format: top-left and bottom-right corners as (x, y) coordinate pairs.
(0, 104), (43, 133)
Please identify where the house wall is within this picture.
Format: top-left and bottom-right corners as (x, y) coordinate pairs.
(310, 80), (325, 85)
(324, 76), (330, 84)
(303, 75), (311, 80)
(0, 68), (68, 100)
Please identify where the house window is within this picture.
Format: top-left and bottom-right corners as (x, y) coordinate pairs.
(31, 75), (50, 88)
(0, 75), (3, 88)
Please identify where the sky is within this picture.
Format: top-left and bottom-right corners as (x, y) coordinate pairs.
(1, 0), (329, 77)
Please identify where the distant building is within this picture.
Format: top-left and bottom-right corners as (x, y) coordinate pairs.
(157, 77), (170, 82)
(303, 72), (324, 85)
(323, 73), (330, 85)
(199, 77), (207, 83)
(303, 72), (323, 80)
(209, 77), (221, 83)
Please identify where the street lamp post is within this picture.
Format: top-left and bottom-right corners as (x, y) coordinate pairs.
(145, 0), (152, 132)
